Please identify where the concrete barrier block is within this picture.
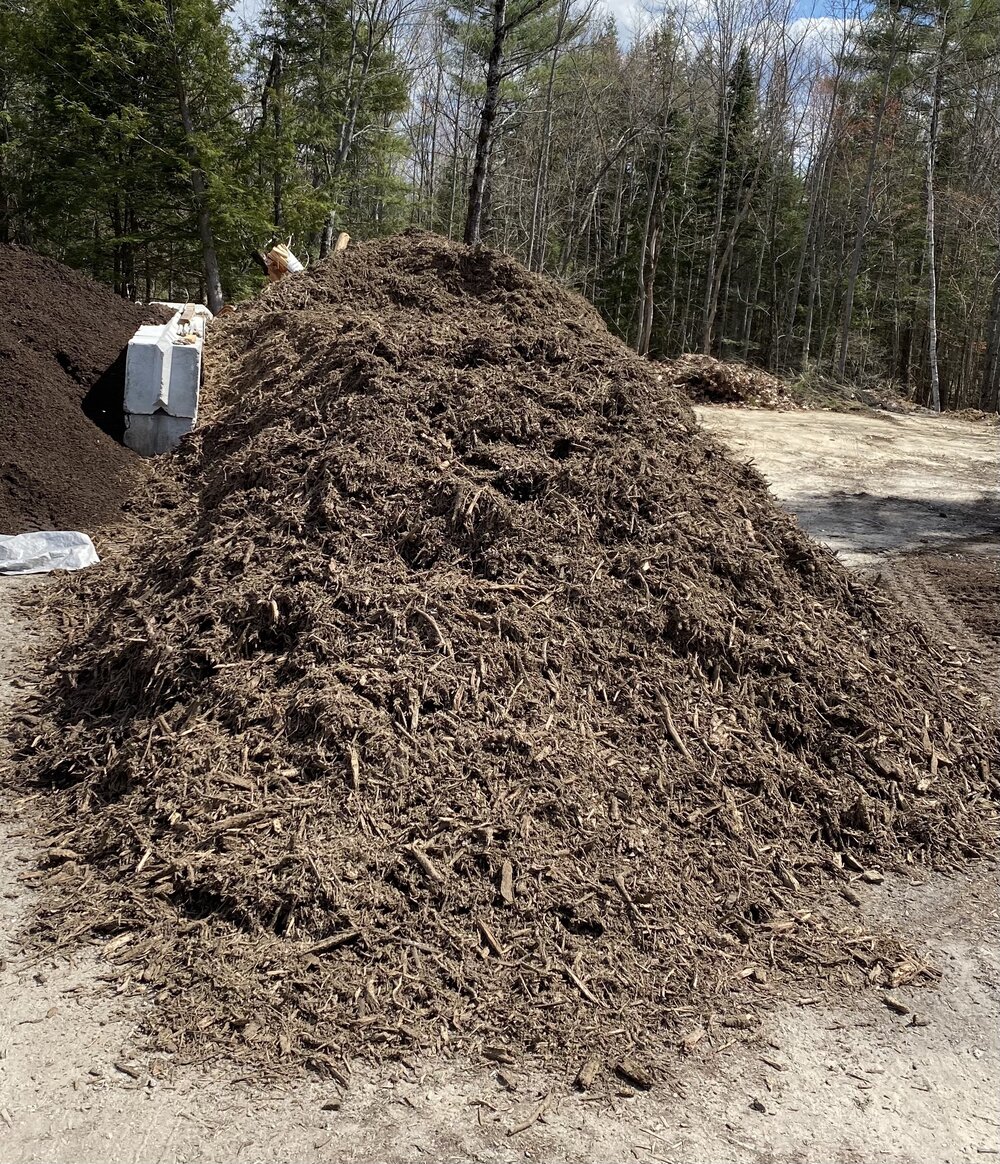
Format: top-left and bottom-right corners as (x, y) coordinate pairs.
(123, 412), (195, 457)
(124, 325), (168, 414)
(162, 341), (200, 418)
(124, 303), (208, 453)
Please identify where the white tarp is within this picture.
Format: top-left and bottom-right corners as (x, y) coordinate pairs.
(0, 531), (100, 575)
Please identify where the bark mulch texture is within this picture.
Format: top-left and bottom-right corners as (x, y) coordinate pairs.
(16, 232), (999, 1088)
(664, 353), (796, 410)
(0, 245), (167, 534)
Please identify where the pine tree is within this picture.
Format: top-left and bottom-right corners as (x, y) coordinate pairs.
(252, 0), (411, 254)
(447, 0), (568, 243)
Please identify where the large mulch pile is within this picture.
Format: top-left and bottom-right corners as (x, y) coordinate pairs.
(0, 246), (165, 534)
(17, 232), (999, 1086)
(664, 354), (796, 410)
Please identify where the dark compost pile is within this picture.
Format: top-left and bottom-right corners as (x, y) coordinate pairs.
(0, 246), (166, 533)
(19, 232), (998, 1084)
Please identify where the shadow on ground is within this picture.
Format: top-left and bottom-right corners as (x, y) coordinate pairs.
(81, 347), (130, 444)
(784, 492), (999, 557)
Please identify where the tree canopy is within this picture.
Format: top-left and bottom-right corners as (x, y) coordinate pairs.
(2, 0), (998, 409)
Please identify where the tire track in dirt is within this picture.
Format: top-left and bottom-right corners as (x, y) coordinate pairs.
(882, 548), (999, 696)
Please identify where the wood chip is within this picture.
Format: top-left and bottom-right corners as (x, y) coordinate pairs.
(303, 930), (361, 955)
(477, 919), (504, 956)
(655, 695), (693, 761)
(563, 964), (600, 1004)
(208, 809), (271, 832)
(507, 1094), (550, 1136)
(405, 845), (443, 883)
(483, 1046), (515, 1065)
(615, 1058), (653, 1090)
(574, 1054), (600, 1090)
(499, 859), (514, 905)
(721, 1013), (758, 1029)
(680, 1026), (706, 1053)
(882, 994), (910, 1015)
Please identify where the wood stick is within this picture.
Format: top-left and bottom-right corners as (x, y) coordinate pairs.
(477, 919), (504, 956)
(406, 845), (444, 883)
(655, 695), (693, 761)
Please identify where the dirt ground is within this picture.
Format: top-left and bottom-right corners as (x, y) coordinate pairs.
(694, 407), (999, 566)
(1, 408), (998, 1164)
(696, 406), (999, 686)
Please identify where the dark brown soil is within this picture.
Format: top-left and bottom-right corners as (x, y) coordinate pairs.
(0, 246), (168, 534)
(16, 232), (1000, 1087)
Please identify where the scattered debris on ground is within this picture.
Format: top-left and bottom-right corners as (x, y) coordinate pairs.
(662, 355), (796, 410)
(667, 356), (1000, 422)
(14, 232), (999, 1086)
(784, 368), (924, 416)
(0, 246), (168, 534)
(949, 407), (1000, 426)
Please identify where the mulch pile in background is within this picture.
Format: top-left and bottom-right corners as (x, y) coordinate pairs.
(0, 246), (167, 534)
(17, 232), (998, 1086)
(664, 354), (796, 410)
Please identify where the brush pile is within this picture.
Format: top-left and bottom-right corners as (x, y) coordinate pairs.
(21, 232), (998, 1082)
(665, 353), (795, 410)
(0, 246), (167, 534)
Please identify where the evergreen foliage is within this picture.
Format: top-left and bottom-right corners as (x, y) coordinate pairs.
(1, 0), (998, 408)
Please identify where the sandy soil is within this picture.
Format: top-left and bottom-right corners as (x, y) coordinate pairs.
(694, 407), (998, 566)
(696, 406), (999, 686)
(2, 409), (999, 1163)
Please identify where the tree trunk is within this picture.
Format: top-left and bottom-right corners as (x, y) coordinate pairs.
(264, 42), (284, 229)
(835, 14), (901, 380)
(924, 4), (947, 413)
(465, 0), (507, 246)
(980, 255), (1000, 412)
(167, 2), (224, 313)
(176, 88), (224, 313)
(319, 211), (336, 258)
(447, 8), (473, 239)
(527, 0), (567, 271)
(635, 137), (665, 355)
(701, 87), (730, 354)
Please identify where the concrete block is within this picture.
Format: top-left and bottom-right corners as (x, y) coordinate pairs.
(123, 411), (195, 457)
(162, 340), (200, 418)
(124, 303), (209, 454)
(124, 325), (168, 414)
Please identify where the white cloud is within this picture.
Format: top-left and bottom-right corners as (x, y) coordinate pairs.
(594, 0), (858, 62)
(786, 13), (858, 54)
(594, 0), (646, 41)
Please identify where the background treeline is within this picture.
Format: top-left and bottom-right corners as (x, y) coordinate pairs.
(1, 0), (999, 410)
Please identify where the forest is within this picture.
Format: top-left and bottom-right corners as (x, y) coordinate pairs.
(1, 0), (998, 411)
